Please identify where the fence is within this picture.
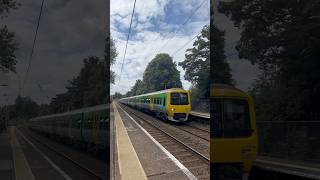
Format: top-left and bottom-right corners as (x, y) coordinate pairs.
(191, 98), (209, 113)
(257, 121), (320, 163)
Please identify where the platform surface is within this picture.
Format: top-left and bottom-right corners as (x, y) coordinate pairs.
(190, 111), (210, 119)
(114, 102), (196, 180)
(0, 126), (71, 180)
(255, 155), (320, 179)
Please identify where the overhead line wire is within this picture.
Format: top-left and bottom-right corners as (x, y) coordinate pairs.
(118, 0), (137, 82)
(156, 0), (208, 54)
(117, 0), (208, 93)
(171, 31), (202, 57)
(21, 0), (45, 92)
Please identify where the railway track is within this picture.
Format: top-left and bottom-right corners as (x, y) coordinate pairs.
(19, 127), (106, 180)
(184, 123), (209, 133)
(172, 123), (210, 141)
(118, 103), (210, 179)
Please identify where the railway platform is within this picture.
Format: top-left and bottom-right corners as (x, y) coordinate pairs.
(0, 126), (70, 180)
(112, 102), (197, 180)
(0, 125), (106, 180)
(190, 111), (210, 119)
(253, 155), (320, 179)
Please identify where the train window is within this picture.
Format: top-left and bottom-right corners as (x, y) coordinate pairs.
(163, 96), (166, 106)
(223, 99), (251, 137)
(212, 98), (251, 138)
(170, 93), (189, 105)
(211, 98), (223, 137)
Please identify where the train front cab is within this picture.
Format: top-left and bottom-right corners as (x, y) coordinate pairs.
(166, 89), (191, 122)
(210, 84), (257, 179)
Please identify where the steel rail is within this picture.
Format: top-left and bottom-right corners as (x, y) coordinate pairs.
(119, 103), (210, 162)
(20, 128), (106, 180)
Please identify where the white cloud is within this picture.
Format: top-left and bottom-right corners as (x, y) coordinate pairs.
(111, 0), (209, 94)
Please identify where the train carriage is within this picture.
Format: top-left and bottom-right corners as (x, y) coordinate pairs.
(29, 104), (109, 158)
(119, 88), (191, 122)
(211, 84), (258, 179)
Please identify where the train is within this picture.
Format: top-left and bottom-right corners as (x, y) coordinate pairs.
(28, 104), (109, 158)
(119, 88), (191, 122)
(210, 84), (258, 179)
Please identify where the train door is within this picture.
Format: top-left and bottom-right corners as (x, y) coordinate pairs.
(161, 93), (167, 113)
(92, 111), (100, 145)
(150, 95), (154, 111)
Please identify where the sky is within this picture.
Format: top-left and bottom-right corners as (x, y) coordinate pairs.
(0, 0), (258, 106)
(110, 0), (210, 94)
(213, 0), (259, 91)
(0, 0), (107, 105)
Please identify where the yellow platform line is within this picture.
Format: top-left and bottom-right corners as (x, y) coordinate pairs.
(10, 126), (35, 180)
(113, 102), (147, 180)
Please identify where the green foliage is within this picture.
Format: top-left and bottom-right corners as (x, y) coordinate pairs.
(219, 0), (320, 121)
(180, 25), (233, 100)
(0, 0), (19, 73)
(0, 0), (18, 18)
(220, 0), (320, 160)
(127, 79), (145, 96)
(0, 26), (17, 72)
(125, 53), (183, 96)
(189, 85), (209, 112)
(142, 53), (182, 92)
(179, 26), (210, 98)
(211, 25), (233, 86)
(108, 37), (117, 84)
(113, 92), (123, 99)
(50, 56), (107, 113)
(14, 95), (39, 119)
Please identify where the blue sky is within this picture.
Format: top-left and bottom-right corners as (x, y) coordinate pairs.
(111, 0), (210, 94)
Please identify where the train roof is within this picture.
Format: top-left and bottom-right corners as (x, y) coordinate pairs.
(211, 83), (249, 98)
(30, 104), (108, 121)
(120, 88), (188, 100)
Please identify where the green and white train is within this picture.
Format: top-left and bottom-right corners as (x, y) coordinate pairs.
(119, 88), (191, 122)
(29, 104), (109, 158)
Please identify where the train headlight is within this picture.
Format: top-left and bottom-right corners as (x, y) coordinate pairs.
(171, 108), (174, 111)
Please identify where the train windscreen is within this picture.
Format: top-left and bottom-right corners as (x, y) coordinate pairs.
(170, 92), (189, 105)
(211, 98), (252, 138)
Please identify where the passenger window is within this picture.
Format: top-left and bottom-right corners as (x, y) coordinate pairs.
(163, 97), (166, 106)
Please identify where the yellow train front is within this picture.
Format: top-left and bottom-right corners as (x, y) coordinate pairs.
(119, 88), (191, 122)
(211, 84), (258, 179)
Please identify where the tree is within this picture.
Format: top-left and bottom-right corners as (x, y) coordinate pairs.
(219, 0), (320, 121)
(107, 37), (117, 84)
(15, 95), (39, 119)
(180, 25), (233, 99)
(128, 79), (145, 96)
(113, 92), (123, 99)
(211, 25), (233, 86)
(179, 26), (210, 98)
(219, 0), (320, 160)
(143, 53), (182, 92)
(0, 0), (19, 73)
(49, 56), (107, 113)
(0, 0), (18, 18)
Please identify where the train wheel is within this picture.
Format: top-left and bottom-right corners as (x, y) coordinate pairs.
(162, 114), (168, 122)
